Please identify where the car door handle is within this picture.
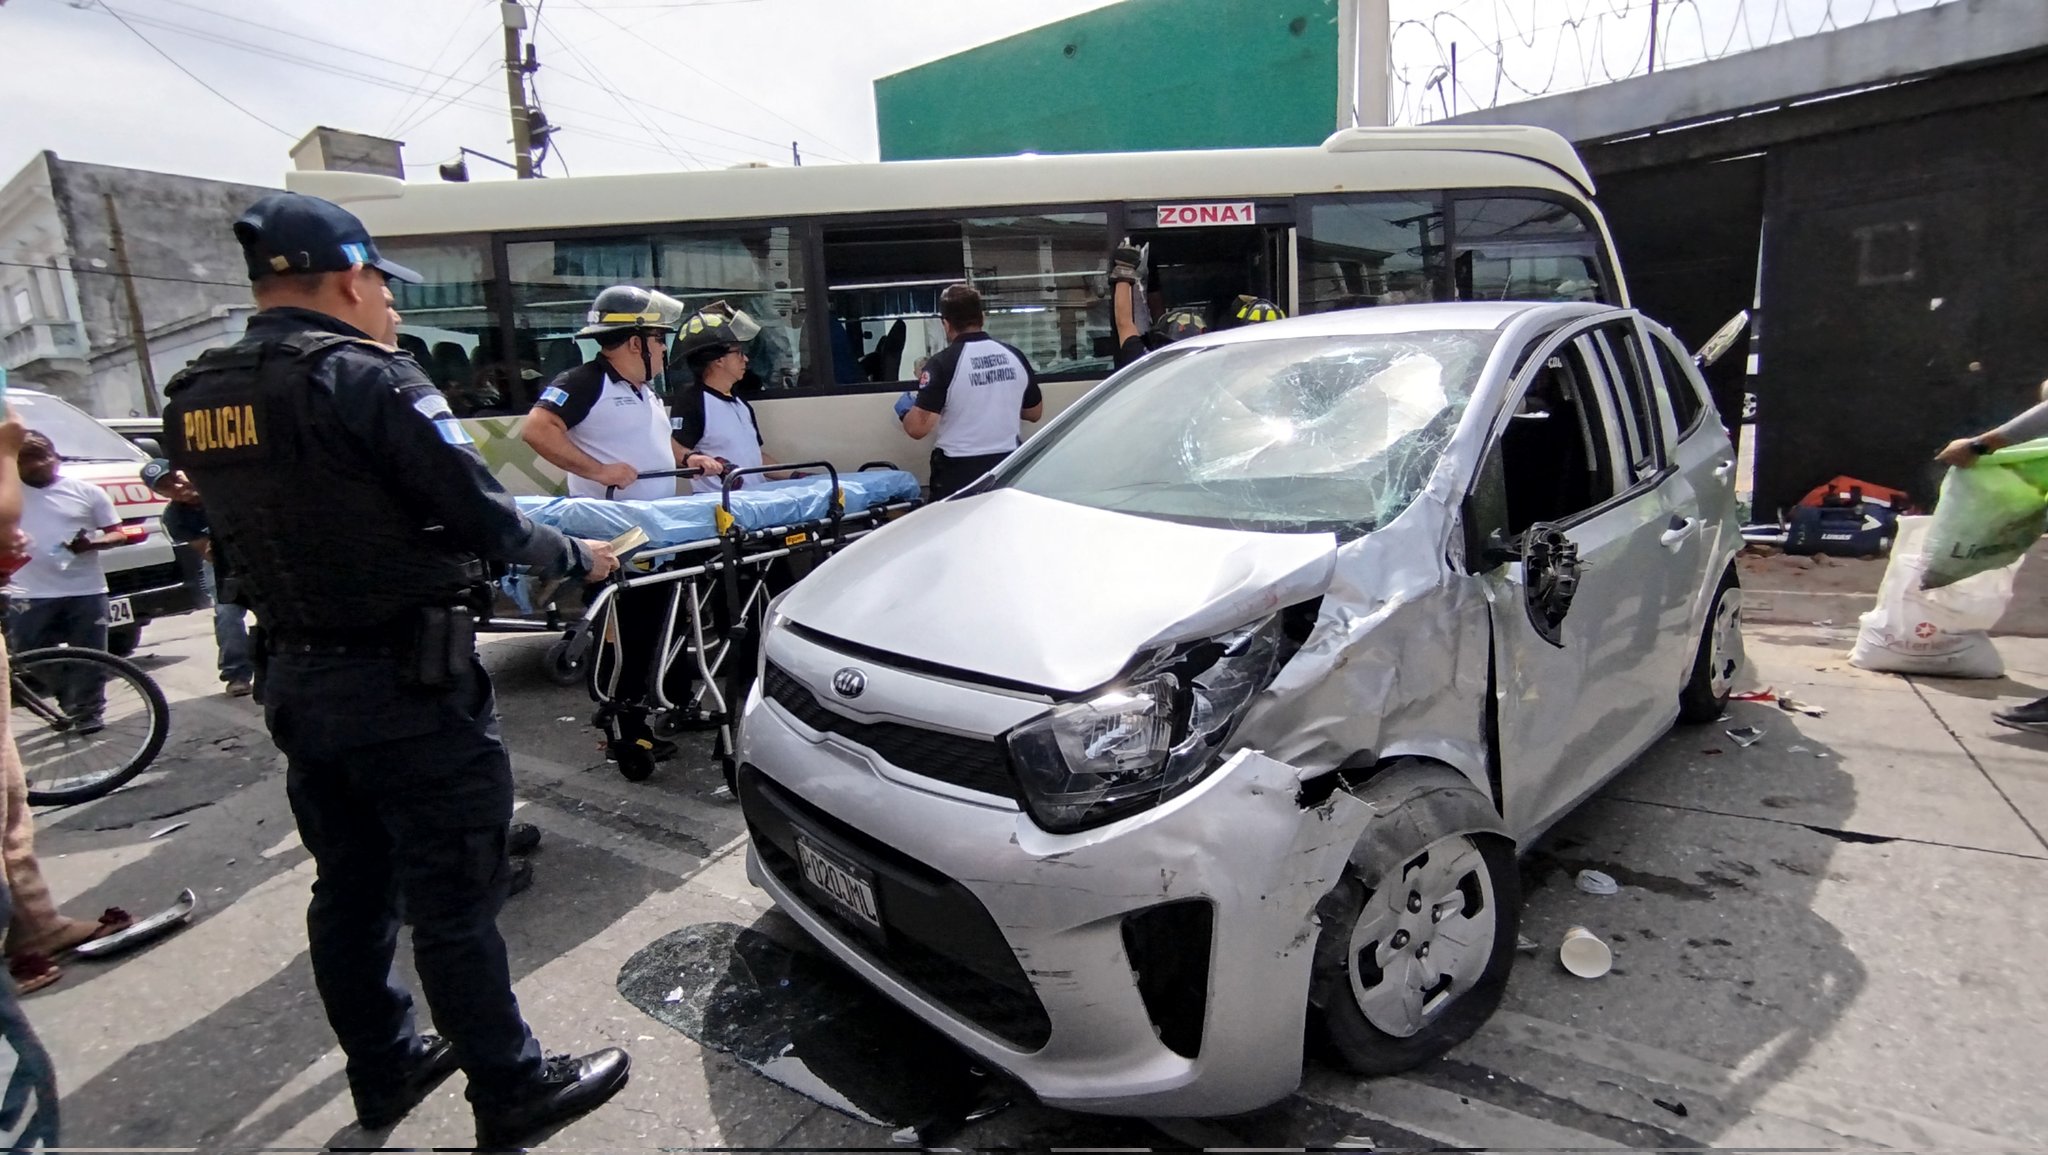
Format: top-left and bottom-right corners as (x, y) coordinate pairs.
(1661, 516), (1700, 549)
(1712, 459), (1736, 479)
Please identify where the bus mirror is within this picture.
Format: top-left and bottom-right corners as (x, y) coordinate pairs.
(1694, 310), (1750, 368)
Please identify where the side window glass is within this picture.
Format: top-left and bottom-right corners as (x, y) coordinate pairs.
(1652, 332), (1707, 435)
(381, 238), (509, 417)
(1496, 336), (1621, 535)
(1452, 195), (1607, 304)
(1298, 194), (1445, 313)
(505, 224), (810, 398)
(820, 212), (1110, 385)
(1588, 327), (1661, 482)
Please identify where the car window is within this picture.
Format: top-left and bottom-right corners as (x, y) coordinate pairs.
(998, 330), (1499, 535)
(1587, 326), (1661, 483)
(10, 394), (147, 463)
(1495, 335), (1622, 535)
(1650, 330), (1708, 435)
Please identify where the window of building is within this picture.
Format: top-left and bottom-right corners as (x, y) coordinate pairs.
(380, 238), (509, 416)
(506, 224), (808, 401)
(1298, 194), (1445, 312)
(821, 212), (1111, 386)
(10, 287), (32, 328)
(1452, 195), (1606, 304)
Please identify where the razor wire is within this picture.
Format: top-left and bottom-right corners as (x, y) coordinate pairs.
(1386, 0), (1962, 125)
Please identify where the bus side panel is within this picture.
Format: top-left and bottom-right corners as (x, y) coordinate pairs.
(459, 416), (571, 498)
(753, 380), (1097, 486)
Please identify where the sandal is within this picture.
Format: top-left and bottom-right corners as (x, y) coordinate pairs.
(9, 952), (59, 994)
(32, 908), (135, 958)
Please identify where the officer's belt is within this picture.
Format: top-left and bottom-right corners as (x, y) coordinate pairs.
(264, 622), (416, 655)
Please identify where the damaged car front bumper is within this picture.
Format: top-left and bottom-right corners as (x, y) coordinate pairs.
(738, 628), (1375, 1116)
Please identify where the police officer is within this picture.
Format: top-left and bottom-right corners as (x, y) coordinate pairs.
(897, 284), (1043, 498)
(162, 193), (630, 1147)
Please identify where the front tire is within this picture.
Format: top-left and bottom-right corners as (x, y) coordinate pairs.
(1310, 771), (1518, 1076)
(1679, 568), (1743, 724)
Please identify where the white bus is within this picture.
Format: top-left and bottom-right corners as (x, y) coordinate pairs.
(286, 125), (1622, 494)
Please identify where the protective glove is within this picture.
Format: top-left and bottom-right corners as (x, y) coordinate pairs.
(894, 391), (917, 420)
(1109, 237), (1147, 287)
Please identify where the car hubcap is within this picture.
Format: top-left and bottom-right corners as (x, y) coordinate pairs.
(1347, 837), (1497, 1038)
(1708, 587), (1745, 698)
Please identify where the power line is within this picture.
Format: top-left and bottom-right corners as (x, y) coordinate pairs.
(0, 258), (249, 291)
(386, 19), (496, 136)
(93, 0), (292, 137)
(540, 26), (706, 170)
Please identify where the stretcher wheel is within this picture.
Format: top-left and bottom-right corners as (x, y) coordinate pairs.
(612, 741), (657, 783)
(543, 632), (586, 687)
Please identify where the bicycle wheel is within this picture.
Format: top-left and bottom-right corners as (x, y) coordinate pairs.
(12, 646), (170, 806)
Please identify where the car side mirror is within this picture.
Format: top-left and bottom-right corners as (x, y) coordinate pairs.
(1694, 310), (1750, 368)
(1522, 522), (1581, 647)
(1479, 528), (1522, 569)
(134, 437), (164, 458)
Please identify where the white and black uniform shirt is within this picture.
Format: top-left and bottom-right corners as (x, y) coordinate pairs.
(671, 383), (765, 494)
(534, 361), (677, 501)
(913, 332), (1042, 457)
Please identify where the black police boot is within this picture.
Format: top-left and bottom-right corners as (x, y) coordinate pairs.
(508, 822), (542, 857)
(507, 858), (534, 897)
(1994, 696), (2048, 734)
(473, 1048), (631, 1150)
(353, 1033), (460, 1130)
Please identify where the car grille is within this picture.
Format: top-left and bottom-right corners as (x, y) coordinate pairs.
(108, 561), (183, 597)
(739, 765), (1054, 1050)
(763, 662), (1019, 800)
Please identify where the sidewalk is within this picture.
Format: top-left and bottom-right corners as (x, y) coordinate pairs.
(1742, 537), (2048, 636)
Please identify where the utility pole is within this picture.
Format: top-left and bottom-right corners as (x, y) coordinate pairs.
(1648, 0), (1660, 73)
(502, 1), (534, 178)
(791, 141), (801, 167)
(103, 193), (158, 417)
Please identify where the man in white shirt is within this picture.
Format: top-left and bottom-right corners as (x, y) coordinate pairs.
(520, 285), (700, 502)
(898, 284), (1044, 498)
(6, 432), (134, 727)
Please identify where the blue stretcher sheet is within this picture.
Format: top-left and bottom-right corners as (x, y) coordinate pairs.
(514, 470), (921, 550)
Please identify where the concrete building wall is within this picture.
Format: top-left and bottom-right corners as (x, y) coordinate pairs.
(873, 0), (1342, 161)
(42, 156), (273, 414)
(0, 154), (91, 397)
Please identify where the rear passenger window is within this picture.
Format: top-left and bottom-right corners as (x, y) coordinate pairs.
(1652, 335), (1707, 435)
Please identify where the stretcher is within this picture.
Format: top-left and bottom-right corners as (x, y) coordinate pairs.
(515, 463), (922, 784)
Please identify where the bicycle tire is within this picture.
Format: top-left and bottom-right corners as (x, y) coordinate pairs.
(13, 646), (170, 806)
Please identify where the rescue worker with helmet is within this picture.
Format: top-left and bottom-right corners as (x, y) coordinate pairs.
(161, 193), (630, 1148)
(669, 302), (797, 493)
(520, 285), (705, 501)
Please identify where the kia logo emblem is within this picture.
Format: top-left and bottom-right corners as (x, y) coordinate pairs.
(831, 668), (867, 698)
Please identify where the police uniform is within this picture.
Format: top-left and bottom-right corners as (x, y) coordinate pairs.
(912, 331), (1042, 498)
(162, 194), (625, 1139)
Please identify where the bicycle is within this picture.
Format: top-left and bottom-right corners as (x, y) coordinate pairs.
(11, 646), (170, 805)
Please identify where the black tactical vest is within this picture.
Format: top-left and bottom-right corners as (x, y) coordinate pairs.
(162, 330), (481, 634)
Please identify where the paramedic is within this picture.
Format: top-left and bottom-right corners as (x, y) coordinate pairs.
(669, 303), (798, 493)
(161, 191), (628, 1148)
(898, 284), (1043, 499)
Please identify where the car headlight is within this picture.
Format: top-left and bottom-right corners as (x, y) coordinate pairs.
(1006, 613), (1293, 833)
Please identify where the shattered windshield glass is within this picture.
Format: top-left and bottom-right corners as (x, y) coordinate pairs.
(998, 330), (1496, 534)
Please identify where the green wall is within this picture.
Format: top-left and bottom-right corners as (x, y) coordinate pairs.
(875, 0), (1340, 161)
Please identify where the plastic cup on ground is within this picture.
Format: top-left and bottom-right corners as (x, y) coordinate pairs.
(1559, 926), (1612, 978)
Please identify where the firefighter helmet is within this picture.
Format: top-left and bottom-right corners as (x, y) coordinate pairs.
(574, 285), (686, 339)
(1232, 295), (1285, 325)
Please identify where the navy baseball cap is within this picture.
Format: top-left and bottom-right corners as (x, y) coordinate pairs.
(140, 458), (175, 491)
(232, 193), (421, 284)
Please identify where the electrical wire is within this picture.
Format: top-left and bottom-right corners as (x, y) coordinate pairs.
(0, 258), (249, 291)
(93, 0), (292, 137)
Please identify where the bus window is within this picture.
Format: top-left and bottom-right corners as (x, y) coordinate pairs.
(1451, 194), (1606, 303)
(380, 238), (513, 417)
(1298, 194), (1446, 312)
(822, 212), (1111, 385)
(505, 225), (809, 398)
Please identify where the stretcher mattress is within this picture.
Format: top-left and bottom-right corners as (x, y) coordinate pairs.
(515, 470), (921, 550)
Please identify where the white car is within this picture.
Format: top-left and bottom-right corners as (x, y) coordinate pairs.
(7, 389), (199, 653)
(737, 302), (1745, 1116)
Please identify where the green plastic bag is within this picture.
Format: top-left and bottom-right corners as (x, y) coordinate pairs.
(1921, 439), (2048, 589)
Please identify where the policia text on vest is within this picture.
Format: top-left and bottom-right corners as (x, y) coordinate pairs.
(181, 404), (261, 453)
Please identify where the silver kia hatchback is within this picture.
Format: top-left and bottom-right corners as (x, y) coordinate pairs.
(738, 301), (1744, 1116)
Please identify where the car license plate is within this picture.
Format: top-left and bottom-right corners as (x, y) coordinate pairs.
(107, 597), (134, 627)
(794, 833), (881, 931)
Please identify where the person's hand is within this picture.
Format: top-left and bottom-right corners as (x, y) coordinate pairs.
(193, 536), (213, 563)
(1937, 438), (1985, 468)
(577, 539), (619, 581)
(1109, 237), (1145, 286)
(0, 416), (26, 460)
(64, 529), (92, 553)
(688, 453), (725, 476)
(593, 462), (641, 491)
(894, 391), (917, 420)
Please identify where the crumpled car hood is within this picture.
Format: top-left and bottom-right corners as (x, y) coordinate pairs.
(776, 488), (1338, 694)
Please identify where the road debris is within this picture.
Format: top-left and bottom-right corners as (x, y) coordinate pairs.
(1777, 695), (1828, 717)
(1726, 726), (1763, 748)
(1731, 688), (1777, 702)
(1575, 869), (1619, 896)
(663, 987), (684, 1004)
(1559, 926), (1612, 978)
(1653, 1098), (1690, 1117)
(149, 821), (189, 840)
(1516, 935), (1540, 953)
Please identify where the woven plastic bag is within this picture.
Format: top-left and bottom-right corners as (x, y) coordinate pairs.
(1852, 516), (2018, 677)
(1920, 441), (2048, 590)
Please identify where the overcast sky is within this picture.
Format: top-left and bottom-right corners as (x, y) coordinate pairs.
(0, 0), (1954, 188)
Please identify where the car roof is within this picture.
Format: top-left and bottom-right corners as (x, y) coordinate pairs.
(1175, 300), (1620, 349)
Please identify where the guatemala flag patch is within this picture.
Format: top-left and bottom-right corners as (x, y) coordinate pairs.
(540, 386), (570, 407)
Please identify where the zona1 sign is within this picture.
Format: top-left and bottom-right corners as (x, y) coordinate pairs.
(1157, 202), (1257, 227)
